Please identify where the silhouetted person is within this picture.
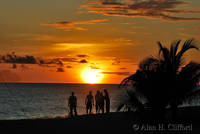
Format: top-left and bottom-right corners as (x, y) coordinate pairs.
(99, 92), (105, 113)
(104, 89), (110, 113)
(68, 92), (77, 117)
(85, 91), (94, 114)
(95, 90), (101, 114)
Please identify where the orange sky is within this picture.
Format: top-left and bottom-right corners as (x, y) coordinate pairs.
(0, 0), (200, 84)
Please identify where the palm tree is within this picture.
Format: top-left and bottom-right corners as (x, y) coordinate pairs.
(119, 39), (200, 119)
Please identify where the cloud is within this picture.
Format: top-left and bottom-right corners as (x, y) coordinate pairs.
(39, 58), (65, 66)
(56, 59), (64, 66)
(66, 65), (73, 68)
(57, 68), (65, 72)
(1, 52), (37, 64)
(59, 58), (78, 63)
(0, 53), (89, 73)
(79, 59), (88, 63)
(77, 54), (88, 58)
(60, 57), (90, 64)
(101, 71), (131, 76)
(0, 53), (65, 68)
(105, 37), (133, 45)
(41, 19), (107, 31)
(83, 0), (200, 21)
(119, 67), (127, 70)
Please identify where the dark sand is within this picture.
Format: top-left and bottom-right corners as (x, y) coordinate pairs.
(0, 107), (200, 134)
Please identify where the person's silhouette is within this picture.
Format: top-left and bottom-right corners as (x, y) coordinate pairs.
(68, 92), (77, 117)
(85, 91), (94, 114)
(95, 90), (101, 114)
(99, 92), (105, 113)
(104, 89), (110, 113)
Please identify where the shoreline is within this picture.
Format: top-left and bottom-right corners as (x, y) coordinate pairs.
(0, 82), (120, 85)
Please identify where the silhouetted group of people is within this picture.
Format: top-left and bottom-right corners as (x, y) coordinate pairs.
(95, 90), (110, 114)
(68, 89), (110, 117)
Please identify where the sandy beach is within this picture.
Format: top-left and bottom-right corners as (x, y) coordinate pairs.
(0, 106), (200, 134)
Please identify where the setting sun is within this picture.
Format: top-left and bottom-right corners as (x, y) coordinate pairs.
(81, 67), (103, 84)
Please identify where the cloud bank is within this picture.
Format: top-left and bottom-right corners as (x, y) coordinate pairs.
(0, 53), (37, 64)
(0, 53), (89, 72)
(41, 19), (107, 31)
(83, 0), (200, 21)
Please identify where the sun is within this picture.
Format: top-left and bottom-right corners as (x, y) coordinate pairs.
(81, 67), (103, 84)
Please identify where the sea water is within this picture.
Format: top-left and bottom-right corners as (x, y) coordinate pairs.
(0, 83), (125, 120)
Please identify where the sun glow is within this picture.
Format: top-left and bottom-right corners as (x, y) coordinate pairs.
(81, 67), (103, 84)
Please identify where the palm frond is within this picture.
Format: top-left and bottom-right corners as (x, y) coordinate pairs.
(176, 39), (199, 61)
(157, 41), (164, 55)
(179, 62), (200, 79)
(170, 40), (181, 62)
(119, 39), (200, 115)
(157, 41), (170, 62)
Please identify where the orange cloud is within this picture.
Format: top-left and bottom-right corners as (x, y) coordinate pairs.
(83, 0), (200, 21)
(41, 19), (107, 31)
(102, 71), (131, 76)
(57, 67), (65, 72)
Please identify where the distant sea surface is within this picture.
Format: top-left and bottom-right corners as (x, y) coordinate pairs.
(0, 83), (125, 120)
(0, 83), (199, 120)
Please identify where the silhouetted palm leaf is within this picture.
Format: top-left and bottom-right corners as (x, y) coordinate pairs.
(119, 39), (200, 118)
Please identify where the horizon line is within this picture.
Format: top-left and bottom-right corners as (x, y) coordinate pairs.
(0, 82), (120, 85)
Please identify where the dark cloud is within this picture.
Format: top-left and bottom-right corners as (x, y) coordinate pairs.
(66, 65), (73, 68)
(57, 68), (65, 72)
(77, 54), (88, 58)
(79, 59), (88, 63)
(84, 0), (200, 21)
(102, 71), (131, 76)
(41, 19), (107, 31)
(1, 53), (37, 64)
(119, 67), (127, 70)
(0, 53), (89, 72)
(0, 53), (68, 66)
(57, 60), (64, 66)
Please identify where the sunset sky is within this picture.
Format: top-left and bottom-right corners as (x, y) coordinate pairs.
(0, 0), (200, 84)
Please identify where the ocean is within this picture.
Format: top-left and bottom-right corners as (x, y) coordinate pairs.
(0, 83), (199, 120)
(0, 83), (125, 120)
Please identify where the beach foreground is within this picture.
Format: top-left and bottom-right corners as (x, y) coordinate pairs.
(0, 107), (200, 134)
